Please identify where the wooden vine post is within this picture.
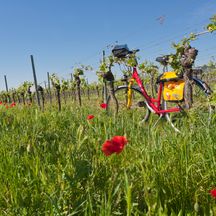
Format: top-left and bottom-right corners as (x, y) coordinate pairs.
(4, 75), (11, 103)
(30, 55), (41, 109)
(4, 75), (9, 92)
(47, 72), (52, 105)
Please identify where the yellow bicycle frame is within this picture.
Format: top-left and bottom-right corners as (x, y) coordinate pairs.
(127, 78), (135, 108)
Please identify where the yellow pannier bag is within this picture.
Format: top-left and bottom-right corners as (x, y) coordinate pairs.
(163, 80), (185, 101)
(160, 71), (179, 81)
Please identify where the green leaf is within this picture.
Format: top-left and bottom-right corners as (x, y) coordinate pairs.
(207, 23), (216, 32)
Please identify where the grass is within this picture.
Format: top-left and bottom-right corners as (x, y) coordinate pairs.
(0, 100), (216, 215)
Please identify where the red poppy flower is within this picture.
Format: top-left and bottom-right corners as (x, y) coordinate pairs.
(87, 115), (95, 120)
(210, 189), (216, 199)
(102, 136), (128, 156)
(100, 103), (107, 109)
(0, 101), (2, 105)
(10, 102), (16, 107)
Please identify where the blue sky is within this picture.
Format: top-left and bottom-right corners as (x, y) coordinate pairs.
(0, 0), (215, 90)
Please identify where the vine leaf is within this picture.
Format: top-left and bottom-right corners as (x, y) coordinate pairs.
(207, 14), (216, 33)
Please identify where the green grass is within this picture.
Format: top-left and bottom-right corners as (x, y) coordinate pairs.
(0, 101), (216, 215)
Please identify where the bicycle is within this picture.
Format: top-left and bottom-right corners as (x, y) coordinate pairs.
(106, 45), (212, 132)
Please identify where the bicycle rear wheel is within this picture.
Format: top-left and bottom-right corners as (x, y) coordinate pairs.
(163, 79), (212, 132)
(106, 86), (150, 122)
(192, 79), (212, 113)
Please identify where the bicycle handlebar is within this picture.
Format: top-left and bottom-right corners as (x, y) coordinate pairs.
(130, 49), (140, 54)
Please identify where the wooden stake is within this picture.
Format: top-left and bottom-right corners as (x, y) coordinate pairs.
(30, 55), (41, 109)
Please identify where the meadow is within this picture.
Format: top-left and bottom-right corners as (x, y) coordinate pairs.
(0, 94), (216, 216)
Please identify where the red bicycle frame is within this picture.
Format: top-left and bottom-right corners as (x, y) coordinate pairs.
(131, 67), (181, 114)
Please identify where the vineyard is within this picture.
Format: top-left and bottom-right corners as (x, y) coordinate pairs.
(1, 14), (216, 216)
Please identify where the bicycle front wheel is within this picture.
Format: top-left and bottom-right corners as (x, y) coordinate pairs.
(106, 86), (151, 122)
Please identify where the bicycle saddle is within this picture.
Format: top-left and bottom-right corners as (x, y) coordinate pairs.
(156, 55), (170, 66)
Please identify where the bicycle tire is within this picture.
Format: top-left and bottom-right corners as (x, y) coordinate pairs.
(106, 86), (151, 122)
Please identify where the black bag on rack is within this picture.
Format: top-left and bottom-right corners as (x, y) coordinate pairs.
(112, 44), (131, 58)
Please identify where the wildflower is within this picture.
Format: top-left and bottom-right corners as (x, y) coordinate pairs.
(0, 101), (2, 105)
(87, 115), (95, 120)
(210, 189), (216, 199)
(10, 102), (16, 107)
(102, 136), (128, 156)
(100, 103), (107, 109)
